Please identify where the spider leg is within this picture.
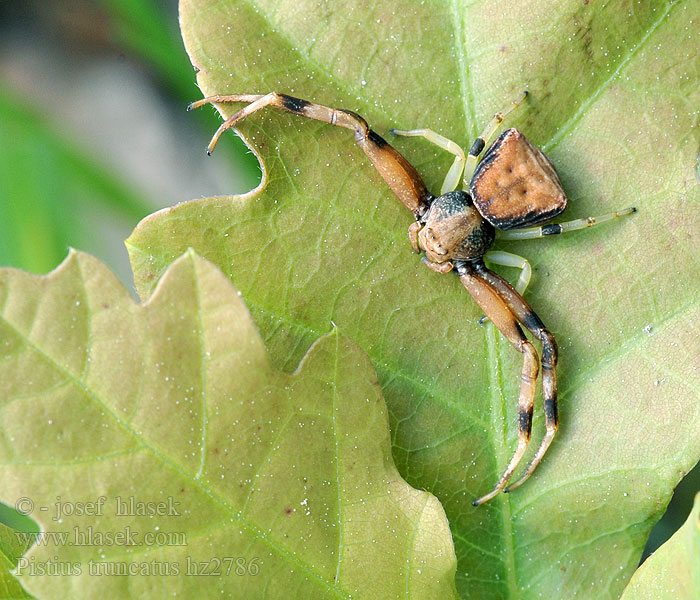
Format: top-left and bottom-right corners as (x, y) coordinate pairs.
(456, 260), (539, 506)
(484, 251), (532, 295)
(189, 92), (433, 218)
(389, 128), (466, 195)
(467, 262), (559, 495)
(478, 251), (533, 324)
(495, 207), (636, 240)
(408, 221), (423, 253)
(421, 257), (454, 273)
(463, 91), (528, 187)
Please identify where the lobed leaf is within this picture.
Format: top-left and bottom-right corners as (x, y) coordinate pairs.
(620, 492), (700, 599)
(0, 523), (34, 600)
(0, 251), (456, 599)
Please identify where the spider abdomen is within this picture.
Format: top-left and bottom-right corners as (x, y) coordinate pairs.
(470, 128), (567, 230)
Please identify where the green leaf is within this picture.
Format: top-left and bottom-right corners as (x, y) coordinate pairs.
(621, 492), (700, 599)
(0, 86), (152, 274)
(97, 0), (193, 97)
(127, 0), (700, 597)
(94, 0), (262, 186)
(0, 523), (34, 600)
(0, 251), (457, 599)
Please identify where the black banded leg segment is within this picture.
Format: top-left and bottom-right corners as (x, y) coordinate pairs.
(495, 207), (637, 240)
(463, 91), (528, 186)
(471, 262), (559, 493)
(189, 92), (434, 218)
(456, 260), (539, 506)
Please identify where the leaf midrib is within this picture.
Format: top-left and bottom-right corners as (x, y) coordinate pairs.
(451, 0), (477, 139)
(485, 326), (519, 593)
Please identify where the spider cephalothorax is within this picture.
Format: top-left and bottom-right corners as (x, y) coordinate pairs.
(189, 91), (635, 506)
(413, 191), (495, 268)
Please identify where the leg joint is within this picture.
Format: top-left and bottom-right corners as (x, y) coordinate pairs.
(538, 330), (558, 369)
(337, 109), (369, 137)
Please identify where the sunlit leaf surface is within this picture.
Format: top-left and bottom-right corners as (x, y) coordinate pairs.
(0, 251), (456, 599)
(127, 1), (700, 597)
(621, 492), (700, 599)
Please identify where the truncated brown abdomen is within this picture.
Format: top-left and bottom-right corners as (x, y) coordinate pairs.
(470, 128), (567, 230)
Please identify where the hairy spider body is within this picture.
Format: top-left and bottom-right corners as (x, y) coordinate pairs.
(189, 91), (635, 506)
(415, 191), (495, 266)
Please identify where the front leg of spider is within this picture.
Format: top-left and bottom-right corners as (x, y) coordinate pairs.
(191, 91), (635, 506)
(188, 92), (434, 219)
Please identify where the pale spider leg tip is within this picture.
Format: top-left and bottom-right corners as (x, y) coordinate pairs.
(515, 91), (528, 105)
(206, 120), (235, 155)
(389, 128), (412, 137)
(471, 487), (502, 507)
(504, 478), (525, 493)
(188, 98), (210, 111)
(503, 475), (527, 494)
(473, 474), (517, 506)
(206, 136), (220, 155)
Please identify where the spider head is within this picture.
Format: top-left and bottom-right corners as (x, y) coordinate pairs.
(418, 191), (495, 262)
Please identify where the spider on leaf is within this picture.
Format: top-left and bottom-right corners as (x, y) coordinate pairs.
(189, 90), (635, 506)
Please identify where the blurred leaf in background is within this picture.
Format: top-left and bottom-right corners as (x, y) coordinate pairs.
(0, 0), (260, 283)
(0, 87), (151, 275)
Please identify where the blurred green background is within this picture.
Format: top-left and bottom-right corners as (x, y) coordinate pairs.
(0, 0), (696, 564)
(0, 0), (260, 286)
